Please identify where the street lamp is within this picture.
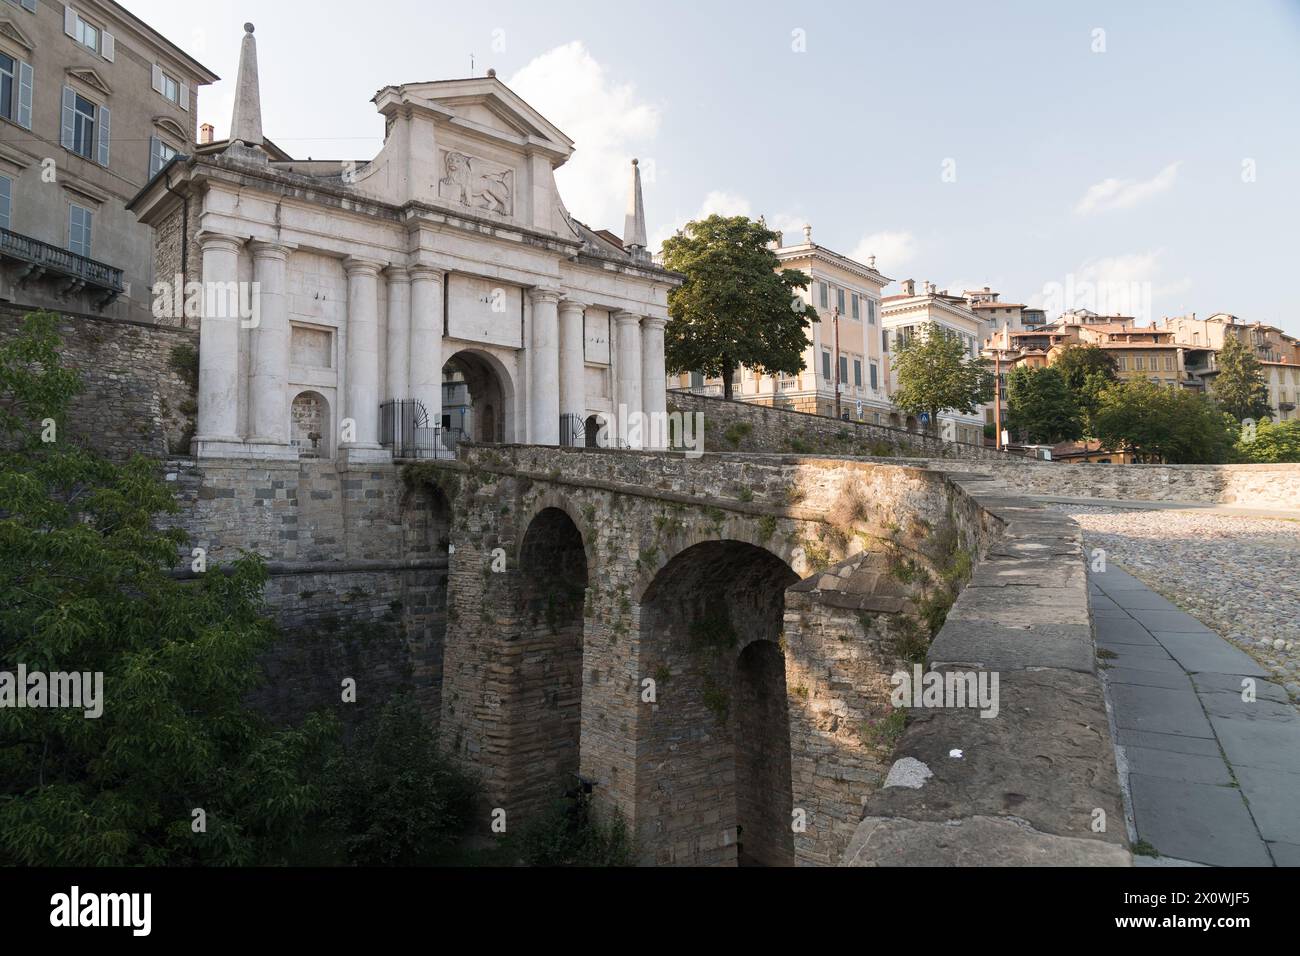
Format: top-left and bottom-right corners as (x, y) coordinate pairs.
(832, 306), (842, 421)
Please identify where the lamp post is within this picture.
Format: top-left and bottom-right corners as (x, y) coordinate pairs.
(832, 306), (842, 421)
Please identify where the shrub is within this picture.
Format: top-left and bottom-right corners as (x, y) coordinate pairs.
(516, 792), (636, 866)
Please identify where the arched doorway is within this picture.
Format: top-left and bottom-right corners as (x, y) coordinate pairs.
(636, 540), (797, 866)
(508, 507), (589, 820)
(290, 390), (331, 458)
(584, 414), (602, 448)
(443, 349), (511, 443)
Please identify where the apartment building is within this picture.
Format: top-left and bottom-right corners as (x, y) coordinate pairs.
(671, 225), (894, 423)
(1162, 312), (1300, 421)
(881, 278), (988, 444)
(0, 0), (216, 322)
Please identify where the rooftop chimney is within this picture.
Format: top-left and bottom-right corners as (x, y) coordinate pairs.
(803, 224), (812, 244)
(902, 279), (915, 296)
(199, 123), (214, 145)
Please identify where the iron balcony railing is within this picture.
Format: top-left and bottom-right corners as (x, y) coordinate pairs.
(379, 399), (460, 459)
(559, 412), (586, 447)
(0, 227), (125, 296)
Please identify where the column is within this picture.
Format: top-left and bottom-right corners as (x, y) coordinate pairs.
(529, 288), (561, 445)
(558, 298), (587, 443)
(640, 314), (668, 449)
(343, 257), (384, 456)
(247, 241), (293, 450)
(613, 311), (643, 447)
(385, 266), (411, 401)
(408, 265), (444, 430)
(195, 231), (244, 453)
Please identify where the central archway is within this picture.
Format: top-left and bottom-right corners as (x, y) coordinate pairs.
(442, 348), (513, 443)
(636, 540), (798, 866)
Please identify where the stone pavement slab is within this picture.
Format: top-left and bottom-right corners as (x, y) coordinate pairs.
(1127, 774), (1272, 867)
(1091, 562), (1299, 867)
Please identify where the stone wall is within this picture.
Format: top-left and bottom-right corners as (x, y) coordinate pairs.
(668, 389), (1029, 462)
(846, 473), (1131, 866)
(162, 457), (449, 726)
(1, 304), (198, 459)
(936, 459), (1300, 510)
(428, 444), (1122, 866)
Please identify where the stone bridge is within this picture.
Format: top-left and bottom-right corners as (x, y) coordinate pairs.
(409, 443), (1129, 867)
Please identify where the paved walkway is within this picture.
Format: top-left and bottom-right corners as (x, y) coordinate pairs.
(1091, 564), (1300, 867)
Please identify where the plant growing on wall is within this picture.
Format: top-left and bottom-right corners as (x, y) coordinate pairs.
(0, 313), (333, 866)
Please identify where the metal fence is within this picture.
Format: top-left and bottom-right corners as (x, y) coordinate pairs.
(379, 399), (460, 459)
(559, 412), (586, 447)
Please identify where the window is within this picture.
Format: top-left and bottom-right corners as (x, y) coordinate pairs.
(853, 358), (862, 387)
(836, 287), (846, 314)
(689, 371), (703, 388)
(1135, 356), (1145, 371)
(839, 354), (849, 384)
(867, 298), (876, 325)
(61, 87), (110, 165)
(819, 282), (828, 309)
(0, 174), (10, 231)
(73, 12), (99, 52)
(821, 349), (831, 381)
(881, 329), (889, 353)
(1117, 356), (1128, 371)
(162, 73), (179, 103)
(149, 135), (178, 177)
(870, 362), (879, 391)
(1165, 355), (1174, 371)
(0, 49), (31, 128)
(851, 293), (860, 320)
(68, 204), (92, 256)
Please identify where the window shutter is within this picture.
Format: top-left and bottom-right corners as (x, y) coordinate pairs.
(149, 135), (162, 177)
(151, 63), (164, 95)
(60, 85), (75, 149)
(0, 176), (11, 230)
(179, 81), (189, 111)
(21, 0), (39, 12)
(96, 103), (111, 166)
(17, 60), (32, 129)
(64, 5), (77, 37)
(102, 32), (115, 62)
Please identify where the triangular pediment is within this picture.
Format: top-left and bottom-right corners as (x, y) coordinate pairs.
(387, 77), (573, 156)
(0, 17), (36, 52)
(67, 67), (112, 97)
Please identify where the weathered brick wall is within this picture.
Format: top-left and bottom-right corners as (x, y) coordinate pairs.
(669, 390), (1029, 462)
(163, 457), (449, 726)
(0, 305), (197, 459)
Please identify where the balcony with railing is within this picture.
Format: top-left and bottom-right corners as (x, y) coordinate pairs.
(0, 227), (125, 310)
(379, 399), (461, 459)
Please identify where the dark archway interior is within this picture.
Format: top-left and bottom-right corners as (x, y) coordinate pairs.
(444, 350), (506, 443)
(510, 507), (588, 818)
(638, 540), (798, 866)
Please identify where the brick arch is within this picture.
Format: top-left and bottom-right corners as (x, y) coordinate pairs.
(514, 488), (596, 574)
(633, 518), (812, 604)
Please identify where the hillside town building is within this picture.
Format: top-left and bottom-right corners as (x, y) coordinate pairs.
(0, 0), (216, 322)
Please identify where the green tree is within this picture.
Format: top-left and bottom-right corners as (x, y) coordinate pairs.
(1212, 335), (1271, 422)
(890, 322), (994, 437)
(1052, 344), (1118, 430)
(661, 215), (815, 400)
(1237, 418), (1300, 463)
(1091, 379), (1237, 464)
(1006, 364), (1083, 445)
(0, 312), (333, 866)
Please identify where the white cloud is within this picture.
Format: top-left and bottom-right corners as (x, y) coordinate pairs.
(697, 190), (753, 218)
(848, 231), (918, 273)
(1032, 250), (1191, 323)
(508, 41), (661, 235)
(646, 192), (801, 252)
(1073, 162), (1181, 216)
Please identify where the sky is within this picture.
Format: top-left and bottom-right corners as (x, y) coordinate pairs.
(122, 0), (1300, 335)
